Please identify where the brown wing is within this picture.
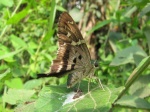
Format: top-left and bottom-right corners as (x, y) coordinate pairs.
(38, 12), (92, 78)
(57, 12), (91, 60)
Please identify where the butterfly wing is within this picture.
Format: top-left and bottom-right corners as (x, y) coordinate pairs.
(38, 12), (95, 87)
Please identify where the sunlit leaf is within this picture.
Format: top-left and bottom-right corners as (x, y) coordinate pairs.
(0, 0), (14, 7)
(5, 78), (23, 89)
(3, 89), (35, 105)
(129, 75), (150, 98)
(110, 46), (147, 66)
(34, 82), (124, 112)
(115, 95), (150, 109)
(7, 6), (30, 24)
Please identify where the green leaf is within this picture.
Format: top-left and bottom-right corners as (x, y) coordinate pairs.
(3, 89), (35, 105)
(110, 46), (147, 66)
(125, 56), (150, 87)
(69, 8), (83, 22)
(7, 6), (30, 24)
(44, 0), (56, 41)
(14, 82), (124, 112)
(139, 3), (150, 18)
(15, 102), (35, 112)
(133, 53), (146, 66)
(5, 78), (23, 89)
(108, 31), (123, 53)
(129, 75), (150, 98)
(24, 79), (43, 89)
(0, 47), (25, 61)
(87, 19), (112, 35)
(0, 44), (15, 62)
(114, 56), (150, 105)
(33, 82), (124, 112)
(61, 87), (124, 112)
(115, 95), (150, 109)
(10, 35), (27, 49)
(56, 5), (66, 12)
(0, 68), (11, 81)
(143, 26), (150, 54)
(124, 6), (137, 18)
(0, 0), (14, 7)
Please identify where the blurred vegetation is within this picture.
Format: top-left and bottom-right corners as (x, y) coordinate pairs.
(0, 0), (150, 112)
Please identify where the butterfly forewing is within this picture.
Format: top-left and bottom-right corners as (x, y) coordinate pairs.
(57, 12), (91, 61)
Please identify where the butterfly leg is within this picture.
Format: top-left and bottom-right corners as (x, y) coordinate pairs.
(93, 76), (105, 90)
(97, 78), (105, 90)
(77, 82), (81, 92)
(88, 80), (90, 92)
(88, 76), (93, 92)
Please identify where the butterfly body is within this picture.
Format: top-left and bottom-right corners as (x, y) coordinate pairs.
(67, 64), (95, 88)
(38, 12), (96, 88)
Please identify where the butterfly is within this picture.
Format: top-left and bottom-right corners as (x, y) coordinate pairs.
(38, 12), (97, 88)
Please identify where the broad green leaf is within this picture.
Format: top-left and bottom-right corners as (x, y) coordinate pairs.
(10, 35), (27, 49)
(114, 56), (150, 106)
(15, 102), (35, 112)
(124, 6), (137, 18)
(115, 95), (150, 109)
(110, 46), (147, 66)
(61, 87), (124, 112)
(5, 78), (23, 89)
(125, 56), (150, 88)
(108, 31), (123, 53)
(133, 53), (146, 66)
(69, 8), (83, 22)
(28, 41), (38, 49)
(24, 79), (43, 89)
(0, 44), (14, 62)
(27, 41), (38, 55)
(0, 0), (14, 7)
(0, 46), (25, 61)
(3, 89), (35, 105)
(139, 3), (150, 18)
(33, 82), (124, 112)
(87, 19), (112, 35)
(129, 75), (150, 98)
(0, 103), (14, 112)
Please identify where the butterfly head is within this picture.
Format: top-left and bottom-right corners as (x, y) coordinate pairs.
(91, 60), (99, 68)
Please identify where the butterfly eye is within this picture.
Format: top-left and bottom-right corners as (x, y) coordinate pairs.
(91, 60), (98, 67)
(94, 61), (99, 67)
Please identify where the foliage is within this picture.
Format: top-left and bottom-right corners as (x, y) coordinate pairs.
(0, 0), (150, 112)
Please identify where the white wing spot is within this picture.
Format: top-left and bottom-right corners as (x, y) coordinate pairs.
(57, 66), (63, 73)
(67, 32), (71, 37)
(68, 21), (74, 24)
(71, 41), (76, 46)
(64, 25), (67, 29)
(71, 39), (86, 46)
(67, 65), (71, 70)
(60, 61), (64, 64)
(57, 48), (60, 54)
